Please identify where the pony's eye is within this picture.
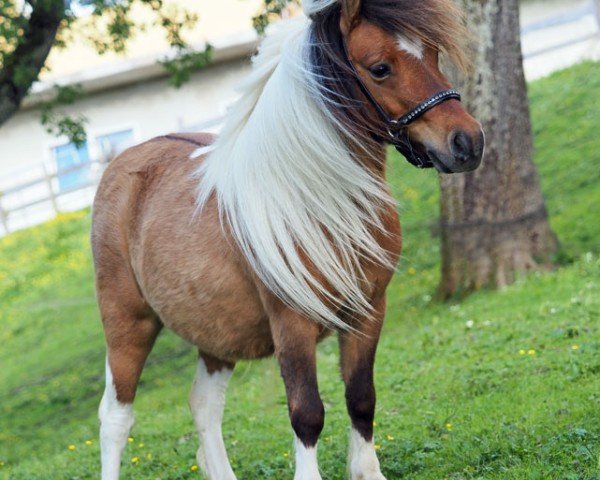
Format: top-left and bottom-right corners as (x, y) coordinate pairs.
(368, 63), (391, 80)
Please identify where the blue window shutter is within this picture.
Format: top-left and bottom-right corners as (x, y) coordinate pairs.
(54, 142), (90, 192)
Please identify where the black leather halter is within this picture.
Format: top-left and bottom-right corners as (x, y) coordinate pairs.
(341, 42), (461, 169)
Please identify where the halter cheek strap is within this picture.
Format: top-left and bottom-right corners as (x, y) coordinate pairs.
(341, 41), (461, 169)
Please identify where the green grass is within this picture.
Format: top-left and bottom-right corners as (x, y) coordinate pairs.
(1, 61), (599, 479)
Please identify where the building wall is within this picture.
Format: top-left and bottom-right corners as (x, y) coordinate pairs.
(0, 58), (251, 235)
(0, 58), (250, 176)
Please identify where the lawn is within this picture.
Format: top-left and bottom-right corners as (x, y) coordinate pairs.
(0, 61), (599, 480)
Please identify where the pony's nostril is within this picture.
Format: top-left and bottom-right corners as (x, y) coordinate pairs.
(450, 131), (473, 160)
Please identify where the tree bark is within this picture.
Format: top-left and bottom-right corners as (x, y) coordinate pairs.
(437, 0), (558, 298)
(0, 0), (64, 127)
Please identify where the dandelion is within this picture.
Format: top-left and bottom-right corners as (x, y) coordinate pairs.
(519, 349), (526, 355)
(408, 267), (417, 275)
(68, 444), (76, 451)
(85, 440), (93, 446)
(131, 456), (139, 464)
(138, 443), (145, 448)
(0, 461), (5, 467)
(527, 349), (536, 356)
(128, 437), (134, 443)
(445, 423), (453, 431)
(190, 464), (199, 472)
(283, 452), (289, 458)
(386, 435), (395, 441)
(374, 444), (381, 450)
(571, 345), (580, 350)
(146, 453), (153, 460)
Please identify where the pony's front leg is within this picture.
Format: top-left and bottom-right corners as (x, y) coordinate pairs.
(271, 309), (324, 480)
(189, 352), (236, 480)
(339, 296), (387, 480)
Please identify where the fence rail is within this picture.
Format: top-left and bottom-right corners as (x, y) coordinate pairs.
(0, 158), (108, 236)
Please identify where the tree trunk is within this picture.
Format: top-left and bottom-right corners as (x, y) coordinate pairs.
(0, 0), (63, 127)
(437, 0), (558, 298)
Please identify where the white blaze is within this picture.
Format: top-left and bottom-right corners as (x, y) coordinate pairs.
(396, 34), (424, 60)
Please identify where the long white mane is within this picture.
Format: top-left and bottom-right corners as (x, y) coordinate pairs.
(196, 16), (395, 329)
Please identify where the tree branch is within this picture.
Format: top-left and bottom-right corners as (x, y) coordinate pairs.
(0, 0), (64, 126)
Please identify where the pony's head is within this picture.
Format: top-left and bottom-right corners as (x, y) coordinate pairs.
(307, 0), (485, 173)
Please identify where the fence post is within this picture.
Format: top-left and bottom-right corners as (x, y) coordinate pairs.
(0, 192), (8, 235)
(42, 162), (59, 215)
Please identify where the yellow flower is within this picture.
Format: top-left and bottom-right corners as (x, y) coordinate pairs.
(128, 437), (134, 443)
(386, 435), (395, 441)
(131, 456), (139, 464)
(571, 344), (580, 350)
(518, 349), (526, 355)
(408, 267), (417, 275)
(138, 443), (145, 448)
(0, 461), (5, 467)
(527, 349), (536, 356)
(445, 423), (453, 431)
(146, 453), (153, 460)
(190, 464), (199, 472)
(283, 452), (289, 458)
(374, 444), (381, 450)
(85, 440), (93, 446)
(68, 444), (76, 451)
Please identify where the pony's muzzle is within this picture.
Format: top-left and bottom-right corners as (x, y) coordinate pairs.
(443, 128), (485, 173)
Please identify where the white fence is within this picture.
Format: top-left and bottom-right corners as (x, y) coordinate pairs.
(0, 158), (107, 236)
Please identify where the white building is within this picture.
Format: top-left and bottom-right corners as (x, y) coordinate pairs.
(0, 0), (262, 234)
(0, 0), (598, 236)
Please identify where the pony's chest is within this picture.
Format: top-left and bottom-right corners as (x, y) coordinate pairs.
(363, 208), (402, 295)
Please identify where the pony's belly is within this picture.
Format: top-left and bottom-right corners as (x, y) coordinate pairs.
(136, 241), (276, 360)
(138, 257), (273, 361)
(161, 306), (274, 362)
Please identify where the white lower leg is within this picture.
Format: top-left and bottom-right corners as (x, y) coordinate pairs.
(189, 358), (236, 480)
(99, 358), (134, 480)
(348, 428), (386, 480)
(294, 436), (322, 480)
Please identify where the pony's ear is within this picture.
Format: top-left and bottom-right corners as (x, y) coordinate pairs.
(339, 0), (361, 32)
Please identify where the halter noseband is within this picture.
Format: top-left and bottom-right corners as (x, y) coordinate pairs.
(341, 42), (461, 169)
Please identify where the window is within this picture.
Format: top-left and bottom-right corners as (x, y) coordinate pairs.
(53, 142), (91, 192)
(97, 129), (134, 160)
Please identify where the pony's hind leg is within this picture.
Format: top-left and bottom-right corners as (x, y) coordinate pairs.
(339, 296), (387, 480)
(189, 352), (236, 480)
(99, 310), (161, 480)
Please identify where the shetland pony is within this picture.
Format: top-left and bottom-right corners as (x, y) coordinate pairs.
(92, 0), (484, 478)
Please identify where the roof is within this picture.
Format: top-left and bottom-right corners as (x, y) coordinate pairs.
(23, 0), (262, 108)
